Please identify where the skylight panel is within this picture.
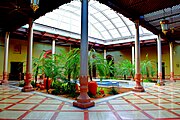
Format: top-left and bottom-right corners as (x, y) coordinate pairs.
(93, 22), (106, 31)
(89, 6), (98, 14)
(93, 12), (107, 21)
(101, 31), (111, 39)
(89, 16), (98, 24)
(118, 27), (131, 36)
(128, 25), (136, 35)
(109, 29), (120, 38)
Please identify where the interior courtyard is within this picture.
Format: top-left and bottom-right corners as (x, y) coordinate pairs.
(0, 0), (180, 119)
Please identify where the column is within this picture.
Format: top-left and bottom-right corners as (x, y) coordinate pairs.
(2, 32), (10, 84)
(73, 0), (94, 108)
(22, 18), (34, 92)
(52, 39), (56, 55)
(133, 20), (144, 92)
(156, 35), (164, 85)
(131, 45), (135, 80)
(132, 45), (135, 65)
(169, 42), (175, 82)
(104, 48), (106, 59)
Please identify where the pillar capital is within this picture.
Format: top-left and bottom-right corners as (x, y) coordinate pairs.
(134, 19), (139, 29)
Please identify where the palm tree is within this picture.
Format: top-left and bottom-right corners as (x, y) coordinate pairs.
(141, 54), (155, 81)
(32, 51), (45, 85)
(115, 59), (134, 80)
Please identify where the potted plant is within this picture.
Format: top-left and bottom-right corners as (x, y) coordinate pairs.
(115, 59), (134, 80)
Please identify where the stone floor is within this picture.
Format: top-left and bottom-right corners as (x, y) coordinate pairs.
(0, 81), (180, 120)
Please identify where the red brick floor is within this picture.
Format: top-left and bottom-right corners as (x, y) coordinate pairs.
(0, 81), (180, 120)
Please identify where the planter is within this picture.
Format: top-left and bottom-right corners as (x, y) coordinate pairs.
(88, 81), (98, 96)
(43, 78), (52, 89)
(99, 88), (104, 94)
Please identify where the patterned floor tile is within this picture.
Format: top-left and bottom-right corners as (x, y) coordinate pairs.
(0, 94), (13, 99)
(8, 104), (36, 110)
(10, 95), (30, 99)
(29, 95), (46, 99)
(42, 99), (63, 104)
(145, 110), (179, 119)
(89, 112), (117, 120)
(34, 104), (59, 110)
(56, 112), (84, 120)
(147, 99), (169, 103)
(140, 95), (158, 99)
(0, 98), (22, 103)
(0, 110), (26, 119)
(135, 104), (162, 110)
(171, 110), (180, 114)
(61, 104), (83, 110)
(108, 99), (128, 104)
(88, 104), (111, 110)
(158, 103), (180, 109)
(123, 95), (141, 99)
(22, 111), (54, 120)
(0, 103), (12, 109)
(20, 99), (43, 104)
(128, 99), (150, 104)
(112, 104), (137, 110)
(117, 111), (150, 120)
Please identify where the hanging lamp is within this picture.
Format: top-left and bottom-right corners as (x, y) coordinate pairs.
(30, 0), (40, 12)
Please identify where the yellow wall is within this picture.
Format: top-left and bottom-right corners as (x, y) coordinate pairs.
(107, 45), (180, 78)
(0, 36), (180, 79)
(0, 37), (70, 76)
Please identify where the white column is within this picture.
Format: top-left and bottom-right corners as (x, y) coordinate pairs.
(169, 42), (175, 81)
(157, 35), (164, 85)
(104, 49), (106, 59)
(52, 39), (56, 55)
(132, 45), (135, 65)
(22, 18), (34, 91)
(133, 20), (144, 92)
(2, 32), (10, 83)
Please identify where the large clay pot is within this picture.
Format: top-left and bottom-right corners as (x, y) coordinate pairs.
(88, 81), (98, 96)
(43, 78), (52, 89)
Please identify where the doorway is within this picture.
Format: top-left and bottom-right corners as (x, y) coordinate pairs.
(162, 62), (165, 79)
(9, 62), (24, 80)
(157, 62), (165, 79)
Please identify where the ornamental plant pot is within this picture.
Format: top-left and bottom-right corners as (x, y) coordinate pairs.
(88, 81), (98, 96)
(99, 88), (104, 94)
(43, 78), (52, 89)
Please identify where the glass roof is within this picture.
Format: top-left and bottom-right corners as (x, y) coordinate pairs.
(34, 0), (156, 45)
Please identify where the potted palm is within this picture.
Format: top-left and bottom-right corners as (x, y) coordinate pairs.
(115, 59), (134, 80)
(88, 49), (98, 96)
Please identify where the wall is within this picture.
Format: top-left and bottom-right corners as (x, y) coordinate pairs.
(106, 44), (180, 79)
(0, 35), (180, 79)
(0, 36), (70, 77)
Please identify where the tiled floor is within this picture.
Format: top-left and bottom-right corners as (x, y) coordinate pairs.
(0, 81), (180, 120)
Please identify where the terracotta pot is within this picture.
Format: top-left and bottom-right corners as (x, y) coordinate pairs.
(88, 81), (98, 96)
(36, 83), (41, 88)
(75, 84), (79, 91)
(99, 88), (104, 94)
(43, 78), (52, 89)
(40, 85), (45, 90)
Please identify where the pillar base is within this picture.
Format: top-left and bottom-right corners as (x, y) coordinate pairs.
(170, 72), (176, 82)
(22, 73), (34, 92)
(156, 81), (165, 86)
(22, 86), (34, 92)
(133, 74), (145, 92)
(2, 72), (9, 84)
(73, 76), (95, 108)
(73, 101), (95, 109)
(133, 86), (145, 92)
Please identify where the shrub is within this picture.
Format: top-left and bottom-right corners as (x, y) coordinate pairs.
(109, 87), (119, 95)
